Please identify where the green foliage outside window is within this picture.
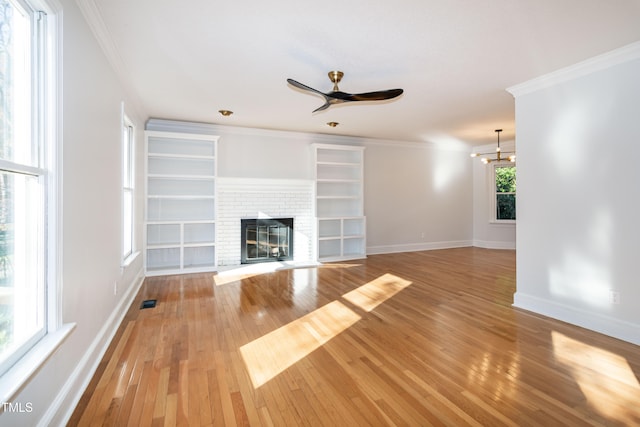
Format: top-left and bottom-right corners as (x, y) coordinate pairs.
(496, 166), (516, 220)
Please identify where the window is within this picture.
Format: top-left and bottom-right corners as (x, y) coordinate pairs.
(495, 165), (516, 221)
(0, 0), (49, 375)
(122, 114), (134, 262)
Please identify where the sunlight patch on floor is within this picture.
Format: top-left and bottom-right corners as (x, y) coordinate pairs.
(466, 350), (520, 403)
(214, 261), (317, 286)
(342, 273), (412, 312)
(240, 272), (412, 388)
(552, 331), (640, 424)
(240, 300), (361, 388)
(214, 261), (361, 286)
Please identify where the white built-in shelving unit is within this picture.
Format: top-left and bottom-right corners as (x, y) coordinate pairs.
(144, 131), (218, 275)
(313, 144), (366, 261)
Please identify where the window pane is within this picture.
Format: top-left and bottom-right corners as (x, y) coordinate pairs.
(495, 166), (516, 193)
(0, 0), (35, 166)
(123, 189), (132, 258)
(123, 125), (131, 187)
(122, 119), (134, 260)
(496, 194), (516, 220)
(0, 171), (44, 364)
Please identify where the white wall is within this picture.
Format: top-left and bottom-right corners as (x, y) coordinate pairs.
(472, 141), (517, 249)
(364, 141), (473, 253)
(509, 43), (640, 345)
(0, 0), (146, 425)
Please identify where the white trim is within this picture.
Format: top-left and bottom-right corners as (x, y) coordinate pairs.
(488, 220), (516, 225)
(473, 240), (516, 250)
(146, 118), (365, 144)
(493, 163), (516, 222)
(0, 0), (68, 396)
(0, 323), (75, 406)
(121, 250), (140, 269)
(513, 293), (640, 346)
(46, 271), (144, 426)
(507, 40), (640, 97)
(45, 0), (64, 337)
(145, 129), (220, 142)
(0, 159), (45, 176)
(121, 109), (135, 262)
(367, 240), (472, 255)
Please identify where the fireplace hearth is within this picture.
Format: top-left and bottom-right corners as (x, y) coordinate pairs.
(241, 218), (294, 264)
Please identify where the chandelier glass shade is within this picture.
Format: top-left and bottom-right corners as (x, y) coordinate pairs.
(470, 129), (516, 164)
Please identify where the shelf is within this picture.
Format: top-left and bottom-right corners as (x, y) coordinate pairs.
(316, 163), (361, 181)
(316, 178), (360, 183)
(148, 153), (216, 160)
(148, 134), (216, 157)
(148, 156), (215, 177)
(313, 144), (366, 262)
(147, 247), (181, 270)
(344, 242), (365, 257)
(184, 246), (216, 268)
(147, 195), (215, 200)
(317, 182), (360, 200)
(318, 239), (341, 259)
(145, 131), (218, 274)
(316, 198), (362, 217)
(147, 223), (181, 246)
(147, 198), (215, 221)
(184, 223), (215, 244)
(146, 219), (216, 225)
(318, 219), (341, 238)
(148, 176), (216, 197)
(316, 147), (363, 164)
(344, 217), (365, 237)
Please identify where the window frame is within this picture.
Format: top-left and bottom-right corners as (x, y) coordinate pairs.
(492, 162), (516, 224)
(121, 111), (135, 264)
(0, 0), (74, 402)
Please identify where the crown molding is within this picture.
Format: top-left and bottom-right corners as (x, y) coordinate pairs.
(507, 40), (640, 97)
(74, 0), (123, 78)
(146, 118), (366, 145)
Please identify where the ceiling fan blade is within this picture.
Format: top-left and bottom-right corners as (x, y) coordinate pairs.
(286, 79), (327, 97)
(288, 74), (403, 112)
(312, 102), (332, 113)
(347, 88), (404, 101)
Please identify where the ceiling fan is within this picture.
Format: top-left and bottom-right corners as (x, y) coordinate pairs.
(287, 71), (403, 113)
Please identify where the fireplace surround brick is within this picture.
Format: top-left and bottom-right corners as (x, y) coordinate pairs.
(216, 178), (314, 266)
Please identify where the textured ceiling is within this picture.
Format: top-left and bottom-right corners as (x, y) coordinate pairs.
(81, 0), (640, 146)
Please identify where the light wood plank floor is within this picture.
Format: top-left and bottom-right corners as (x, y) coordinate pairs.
(69, 248), (640, 426)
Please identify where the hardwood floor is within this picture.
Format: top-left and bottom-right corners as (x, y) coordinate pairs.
(69, 248), (640, 426)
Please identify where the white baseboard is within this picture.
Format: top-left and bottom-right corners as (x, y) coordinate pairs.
(367, 240), (472, 255)
(513, 292), (640, 346)
(473, 239), (516, 250)
(42, 270), (145, 427)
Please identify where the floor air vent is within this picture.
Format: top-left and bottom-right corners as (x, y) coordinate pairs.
(140, 299), (157, 309)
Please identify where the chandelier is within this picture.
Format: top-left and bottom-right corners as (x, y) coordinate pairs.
(470, 129), (515, 164)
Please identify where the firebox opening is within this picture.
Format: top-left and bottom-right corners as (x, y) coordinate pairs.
(241, 218), (294, 264)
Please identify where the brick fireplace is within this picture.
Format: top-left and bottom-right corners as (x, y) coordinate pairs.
(216, 178), (314, 266)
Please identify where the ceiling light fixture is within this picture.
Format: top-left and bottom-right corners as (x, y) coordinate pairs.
(470, 129), (515, 164)
(327, 122), (339, 127)
(218, 110), (233, 117)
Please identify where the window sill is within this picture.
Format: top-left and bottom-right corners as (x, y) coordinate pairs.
(489, 220), (516, 225)
(0, 323), (76, 406)
(122, 250), (141, 269)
